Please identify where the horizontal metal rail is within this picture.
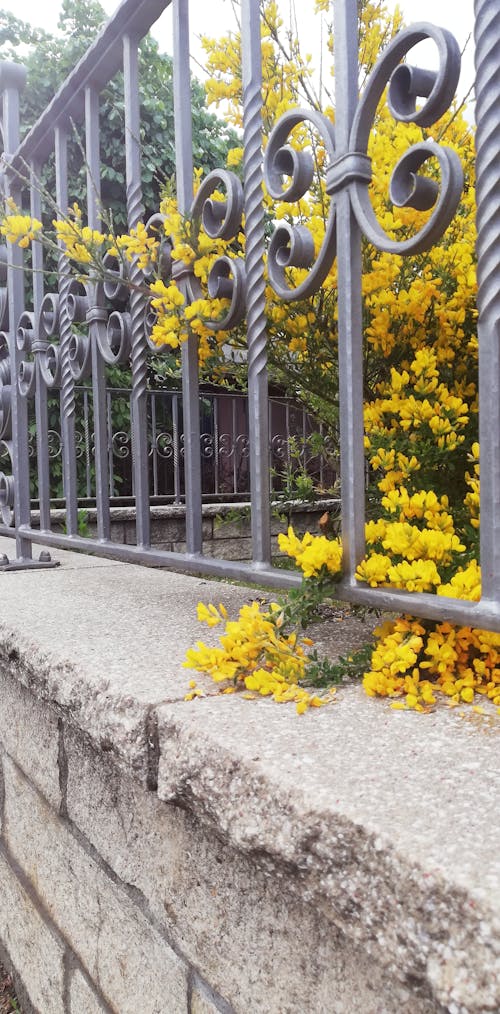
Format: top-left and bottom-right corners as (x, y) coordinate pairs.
(4, 0), (170, 172)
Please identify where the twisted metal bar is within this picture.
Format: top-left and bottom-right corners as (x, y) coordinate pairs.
(475, 0), (500, 601)
(241, 0), (271, 567)
(124, 32), (150, 548)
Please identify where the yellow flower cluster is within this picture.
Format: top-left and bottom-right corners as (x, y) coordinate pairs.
(278, 526), (342, 578)
(363, 617), (500, 713)
(184, 600), (336, 714)
(111, 222), (159, 272)
(53, 215), (107, 265)
(0, 213), (42, 248)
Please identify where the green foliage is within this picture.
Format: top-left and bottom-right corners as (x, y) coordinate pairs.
(300, 642), (375, 689)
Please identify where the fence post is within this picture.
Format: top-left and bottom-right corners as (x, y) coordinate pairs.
(475, 0), (500, 603)
(241, 0), (272, 567)
(1, 64), (36, 563)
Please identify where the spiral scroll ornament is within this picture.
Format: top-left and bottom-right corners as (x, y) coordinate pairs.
(182, 169), (246, 332)
(264, 22), (464, 300)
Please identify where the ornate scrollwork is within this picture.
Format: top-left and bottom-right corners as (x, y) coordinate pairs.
(264, 109), (337, 300)
(37, 292), (62, 389)
(270, 433), (288, 462)
(264, 22), (463, 300)
(0, 440), (14, 527)
(16, 311), (36, 398)
(177, 169), (246, 331)
(154, 431), (174, 459)
(0, 245), (8, 331)
(0, 332), (11, 441)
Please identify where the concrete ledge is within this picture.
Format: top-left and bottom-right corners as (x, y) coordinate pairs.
(0, 537), (498, 1013)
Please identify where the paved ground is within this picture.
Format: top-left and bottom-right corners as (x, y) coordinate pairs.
(0, 962), (20, 1013)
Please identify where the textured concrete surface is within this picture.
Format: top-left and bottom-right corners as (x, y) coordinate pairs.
(0, 851), (66, 1014)
(68, 968), (107, 1014)
(0, 535), (498, 1012)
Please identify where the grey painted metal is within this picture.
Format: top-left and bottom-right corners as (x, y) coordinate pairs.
(333, 0), (366, 578)
(1, 0), (500, 628)
(475, 0), (500, 605)
(0, 64), (56, 569)
(173, 0), (203, 555)
(29, 159), (52, 533)
(85, 84), (111, 542)
(1, 65), (33, 561)
(241, 0), (272, 567)
(124, 33), (150, 549)
(55, 123), (79, 537)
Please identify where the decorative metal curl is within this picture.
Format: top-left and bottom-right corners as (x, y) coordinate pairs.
(264, 109), (336, 300)
(0, 333), (11, 441)
(264, 22), (464, 301)
(0, 446), (15, 527)
(16, 310), (36, 398)
(37, 292), (62, 389)
(0, 245), (8, 331)
(155, 432), (174, 459)
(349, 23), (463, 255)
(184, 169), (246, 331)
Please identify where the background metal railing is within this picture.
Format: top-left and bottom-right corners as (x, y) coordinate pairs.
(1, 0), (500, 625)
(7, 388), (336, 504)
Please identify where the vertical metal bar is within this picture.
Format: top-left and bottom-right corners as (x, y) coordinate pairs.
(123, 32), (150, 548)
(232, 396), (238, 494)
(85, 84), (111, 541)
(334, 0), (366, 577)
(172, 392), (181, 503)
(173, 0), (203, 554)
(30, 159), (52, 531)
(151, 392), (158, 497)
(241, 0), (271, 566)
(1, 66), (33, 559)
(214, 395), (219, 496)
(319, 421), (324, 489)
(55, 123), (79, 535)
(475, 0), (500, 601)
(83, 389), (92, 499)
(106, 390), (115, 498)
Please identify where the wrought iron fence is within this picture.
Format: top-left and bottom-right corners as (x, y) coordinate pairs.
(1, 0), (500, 626)
(15, 388), (337, 503)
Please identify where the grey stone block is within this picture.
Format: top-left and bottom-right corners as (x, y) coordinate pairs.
(211, 515), (252, 540)
(63, 728), (424, 1014)
(0, 668), (61, 808)
(0, 850), (65, 1014)
(3, 758), (188, 1014)
(201, 537), (253, 561)
(69, 967), (108, 1013)
(155, 693), (500, 1014)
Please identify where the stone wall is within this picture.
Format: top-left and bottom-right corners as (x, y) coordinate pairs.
(0, 668), (418, 1014)
(0, 539), (498, 1014)
(31, 499), (340, 562)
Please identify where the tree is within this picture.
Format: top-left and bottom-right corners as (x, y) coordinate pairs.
(0, 0), (238, 228)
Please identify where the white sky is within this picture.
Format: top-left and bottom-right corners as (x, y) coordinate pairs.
(0, 0), (475, 105)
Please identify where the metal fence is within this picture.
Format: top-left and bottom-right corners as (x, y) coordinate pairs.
(12, 387), (336, 503)
(0, 0), (499, 626)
